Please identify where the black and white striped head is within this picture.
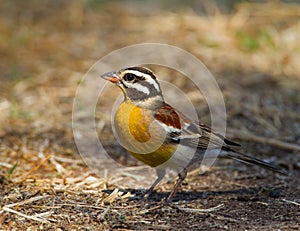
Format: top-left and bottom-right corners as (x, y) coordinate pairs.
(101, 67), (164, 107)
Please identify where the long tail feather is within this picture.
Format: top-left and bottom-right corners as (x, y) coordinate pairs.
(225, 150), (288, 175)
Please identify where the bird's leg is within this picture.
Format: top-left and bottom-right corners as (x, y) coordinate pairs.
(140, 168), (166, 199)
(167, 168), (187, 201)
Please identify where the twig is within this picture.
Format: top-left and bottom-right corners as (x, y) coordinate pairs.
(121, 166), (150, 171)
(121, 172), (145, 181)
(147, 224), (172, 230)
(172, 203), (224, 213)
(52, 156), (83, 165)
(55, 203), (106, 210)
(99, 206), (110, 220)
(49, 156), (65, 175)
(282, 199), (300, 206)
(121, 192), (133, 199)
(4, 195), (47, 208)
(0, 162), (13, 168)
(228, 129), (300, 152)
(37, 140), (66, 175)
(14, 156), (52, 183)
(138, 204), (165, 215)
(2, 207), (51, 223)
(102, 188), (119, 203)
(256, 201), (269, 206)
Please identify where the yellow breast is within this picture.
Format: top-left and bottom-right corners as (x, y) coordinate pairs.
(114, 101), (176, 167)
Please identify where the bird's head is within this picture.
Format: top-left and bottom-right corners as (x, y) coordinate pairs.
(101, 66), (164, 108)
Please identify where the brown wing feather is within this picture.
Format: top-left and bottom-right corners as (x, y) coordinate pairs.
(154, 104), (182, 130)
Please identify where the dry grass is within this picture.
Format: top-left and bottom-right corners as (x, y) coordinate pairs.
(0, 1), (299, 230)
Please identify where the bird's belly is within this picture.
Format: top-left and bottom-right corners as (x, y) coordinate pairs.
(129, 144), (176, 167)
(114, 102), (176, 167)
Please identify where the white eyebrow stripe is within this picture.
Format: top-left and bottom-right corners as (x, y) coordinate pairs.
(123, 70), (160, 92)
(123, 70), (149, 77)
(128, 82), (150, 94)
(146, 77), (160, 91)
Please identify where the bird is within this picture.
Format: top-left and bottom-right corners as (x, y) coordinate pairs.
(100, 66), (287, 201)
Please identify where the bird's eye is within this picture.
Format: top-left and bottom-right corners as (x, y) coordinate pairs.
(123, 73), (136, 82)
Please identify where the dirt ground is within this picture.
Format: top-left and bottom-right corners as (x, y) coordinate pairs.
(0, 1), (300, 230)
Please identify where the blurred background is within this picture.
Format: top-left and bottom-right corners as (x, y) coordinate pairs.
(0, 0), (300, 229)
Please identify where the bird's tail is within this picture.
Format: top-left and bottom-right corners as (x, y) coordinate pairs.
(225, 150), (288, 175)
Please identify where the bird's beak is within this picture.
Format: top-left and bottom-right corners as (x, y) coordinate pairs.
(100, 71), (119, 83)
